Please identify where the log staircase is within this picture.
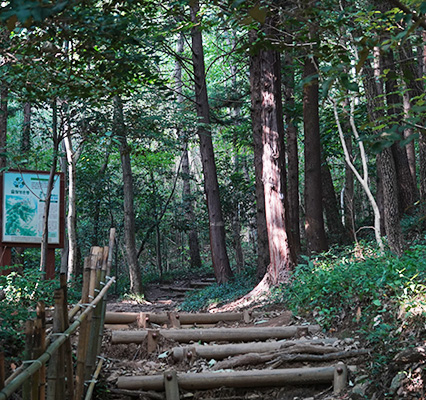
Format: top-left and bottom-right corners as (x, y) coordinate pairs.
(103, 310), (367, 400)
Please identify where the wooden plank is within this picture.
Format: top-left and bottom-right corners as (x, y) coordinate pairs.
(111, 325), (321, 344)
(117, 366), (338, 391)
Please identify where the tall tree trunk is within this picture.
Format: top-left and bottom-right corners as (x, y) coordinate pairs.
(21, 102), (31, 154)
(92, 149), (110, 246)
(321, 155), (348, 245)
(303, 55), (328, 254)
(283, 50), (301, 256)
(40, 99), (60, 276)
(382, 50), (417, 214)
(174, 32), (202, 270)
(364, 50), (403, 255)
(114, 96), (143, 294)
(249, 30), (270, 281)
(399, 42), (424, 196)
(259, 24), (294, 285)
(229, 38), (244, 273)
(190, 1), (233, 284)
(181, 147), (202, 269)
(63, 134), (80, 279)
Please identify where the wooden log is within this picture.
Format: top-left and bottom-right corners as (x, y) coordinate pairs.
(111, 325), (321, 344)
(164, 371), (179, 400)
(109, 388), (163, 399)
(167, 312), (181, 329)
(147, 330), (159, 354)
(173, 338), (339, 361)
(117, 366), (338, 391)
(105, 311), (262, 325)
(104, 324), (130, 330)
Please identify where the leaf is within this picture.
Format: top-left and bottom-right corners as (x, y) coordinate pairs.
(373, 299), (381, 307)
(248, 5), (266, 24)
(421, 1), (426, 14)
(340, 74), (359, 92)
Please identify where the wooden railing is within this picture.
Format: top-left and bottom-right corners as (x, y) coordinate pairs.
(0, 229), (116, 400)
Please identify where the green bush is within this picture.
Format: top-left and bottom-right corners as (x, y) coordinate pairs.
(0, 266), (67, 354)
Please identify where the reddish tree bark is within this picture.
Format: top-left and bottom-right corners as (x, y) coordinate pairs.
(259, 25), (294, 285)
(249, 30), (270, 281)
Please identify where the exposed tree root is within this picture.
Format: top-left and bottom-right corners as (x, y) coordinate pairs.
(211, 273), (280, 312)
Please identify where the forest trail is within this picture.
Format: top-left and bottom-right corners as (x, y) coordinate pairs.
(100, 279), (368, 400)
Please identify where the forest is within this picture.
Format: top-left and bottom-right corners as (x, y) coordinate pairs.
(1, 0), (426, 398)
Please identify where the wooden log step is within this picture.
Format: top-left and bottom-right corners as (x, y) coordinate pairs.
(172, 338), (338, 361)
(111, 325), (320, 344)
(158, 286), (196, 292)
(105, 311), (261, 325)
(116, 365), (345, 391)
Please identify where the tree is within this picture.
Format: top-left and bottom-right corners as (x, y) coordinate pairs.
(190, 0), (233, 284)
(303, 54), (328, 254)
(114, 95), (143, 294)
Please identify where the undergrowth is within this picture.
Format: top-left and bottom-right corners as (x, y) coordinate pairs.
(180, 267), (257, 311)
(0, 266), (81, 356)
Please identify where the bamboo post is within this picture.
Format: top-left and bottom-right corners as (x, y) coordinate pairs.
(0, 352), (4, 391)
(85, 247), (104, 381)
(23, 319), (34, 400)
(47, 289), (66, 400)
(74, 260), (92, 400)
(32, 301), (46, 400)
(0, 277), (115, 400)
(95, 247), (109, 357)
(83, 358), (103, 400)
(164, 371), (179, 400)
(60, 274), (74, 400)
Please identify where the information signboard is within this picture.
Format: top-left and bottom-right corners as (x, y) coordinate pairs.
(2, 171), (63, 245)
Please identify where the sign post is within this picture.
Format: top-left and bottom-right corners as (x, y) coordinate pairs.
(0, 170), (65, 278)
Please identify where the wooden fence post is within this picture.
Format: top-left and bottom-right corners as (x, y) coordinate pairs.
(47, 289), (66, 400)
(22, 319), (34, 400)
(164, 371), (179, 400)
(74, 259), (92, 400)
(32, 301), (46, 400)
(60, 274), (74, 400)
(85, 247), (104, 381)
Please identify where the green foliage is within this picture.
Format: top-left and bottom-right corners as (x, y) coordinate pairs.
(180, 267), (257, 311)
(0, 266), (59, 353)
(272, 244), (426, 328)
